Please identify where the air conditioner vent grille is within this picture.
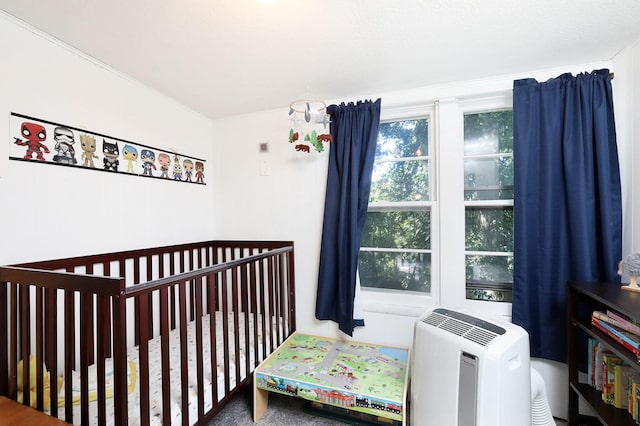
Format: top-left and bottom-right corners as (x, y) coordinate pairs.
(440, 318), (473, 336)
(421, 311), (499, 347)
(464, 327), (497, 346)
(422, 312), (447, 327)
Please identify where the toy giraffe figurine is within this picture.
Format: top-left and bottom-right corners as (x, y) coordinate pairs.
(619, 252), (640, 292)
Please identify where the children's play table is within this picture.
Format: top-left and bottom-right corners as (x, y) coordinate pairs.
(253, 332), (409, 425)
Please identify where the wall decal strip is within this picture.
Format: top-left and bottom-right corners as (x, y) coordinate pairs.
(9, 112), (206, 185)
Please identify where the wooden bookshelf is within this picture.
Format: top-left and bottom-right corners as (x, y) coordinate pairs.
(567, 281), (640, 426)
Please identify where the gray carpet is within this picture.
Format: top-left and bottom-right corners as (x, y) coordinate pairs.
(207, 389), (569, 425)
(208, 390), (345, 425)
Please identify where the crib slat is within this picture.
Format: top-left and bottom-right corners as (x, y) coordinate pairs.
(275, 254), (283, 344)
(221, 270), (230, 394)
(63, 290), (74, 422)
(159, 286), (171, 425)
(287, 247), (297, 334)
(178, 280), (189, 426)
(169, 254), (177, 330)
(195, 276), (205, 420)
(134, 258), (141, 346)
(146, 257), (154, 340)
(138, 292), (151, 426)
(240, 262), (250, 378)
(19, 285), (30, 407)
(267, 256), (275, 354)
(35, 287), (44, 412)
(8, 283), (17, 399)
(112, 284), (128, 426)
(103, 261), (113, 359)
(0, 281), (8, 396)
(258, 253), (268, 362)
(231, 266), (241, 388)
(249, 250), (260, 364)
(96, 295), (108, 426)
(80, 292), (95, 425)
(207, 272), (218, 410)
(85, 264), (95, 366)
(45, 287), (58, 419)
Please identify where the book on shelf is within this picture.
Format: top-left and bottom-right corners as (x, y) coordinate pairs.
(594, 343), (613, 390)
(628, 372), (640, 416)
(614, 364), (634, 409)
(602, 354), (624, 405)
(607, 310), (640, 336)
(588, 338), (599, 387)
(593, 310), (640, 337)
(603, 355), (624, 405)
(591, 316), (640, 358)
(635, 382), (640, 422)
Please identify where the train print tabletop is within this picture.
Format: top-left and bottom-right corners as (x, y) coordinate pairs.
(254, 332), (409, 423)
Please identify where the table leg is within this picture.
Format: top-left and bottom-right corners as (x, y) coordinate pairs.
(253, 378), (269, 422)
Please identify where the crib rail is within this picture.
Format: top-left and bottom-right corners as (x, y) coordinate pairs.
(0, 240), (295, 425)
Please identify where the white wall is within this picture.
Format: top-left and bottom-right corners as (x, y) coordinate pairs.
(212, 61), (616, 346)
(211, 60), (639, 420)
(0, 14), (215, 265)
(612, 37), (640, 258)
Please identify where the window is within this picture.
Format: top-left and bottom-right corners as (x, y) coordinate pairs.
(359, 117), (432, 293)
(463, 110), (514, 302)
(358, 97), (514, 314)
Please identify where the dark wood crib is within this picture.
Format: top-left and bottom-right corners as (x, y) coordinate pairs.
(0, 240), (296, 425)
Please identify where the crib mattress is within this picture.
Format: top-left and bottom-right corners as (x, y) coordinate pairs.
(57, 311), (275, 425)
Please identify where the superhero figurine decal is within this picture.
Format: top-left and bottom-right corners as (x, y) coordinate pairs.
(141, 149), (156, 176)
(102, 139), (119, 171)
(52, 126), (77, 164)
(158, 153), (170, 178)
(172, 155), (183, 180)
(80, 134), (99, 168)
(122, 144), (138, 173)
(183, 159), (194, 182)
(14, 122), (49, 161)
(195, 161), (205, 184)
(9, 113), (206, 184)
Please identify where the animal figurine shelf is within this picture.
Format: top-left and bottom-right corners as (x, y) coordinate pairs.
(619, 252), (640, 292)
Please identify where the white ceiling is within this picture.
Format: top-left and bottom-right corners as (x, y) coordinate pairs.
(1, 0), (640, 120)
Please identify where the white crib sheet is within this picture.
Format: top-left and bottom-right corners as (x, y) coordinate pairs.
(58, 311), (281, 425)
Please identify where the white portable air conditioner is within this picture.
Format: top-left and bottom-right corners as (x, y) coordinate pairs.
(411, 307), (531, 426)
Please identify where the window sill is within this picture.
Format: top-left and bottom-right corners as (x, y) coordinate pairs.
(361, 289), (433, 317)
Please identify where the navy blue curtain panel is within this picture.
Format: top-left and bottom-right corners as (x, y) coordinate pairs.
(512, 69), (622, 362)
(315, 98), (381, 336)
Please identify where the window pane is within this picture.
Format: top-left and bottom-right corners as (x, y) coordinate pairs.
(464, 109), (514, 303)
(464, 156), (513, 200)
(362, 211), (430, 249)
(361, 116), (430, 294)
(465, 207), (513, 252)
(370, 160), (429, 202)
(378, 119), (428, 158)
(359, 251), (430, 293)
(463, 110), (513, 155)
(466, 255), (513, 284)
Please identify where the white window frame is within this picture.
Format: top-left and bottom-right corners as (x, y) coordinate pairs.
(361, 94), (514, 319)
(439, 95), (513, 318)
(360, 103), (437, 317)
